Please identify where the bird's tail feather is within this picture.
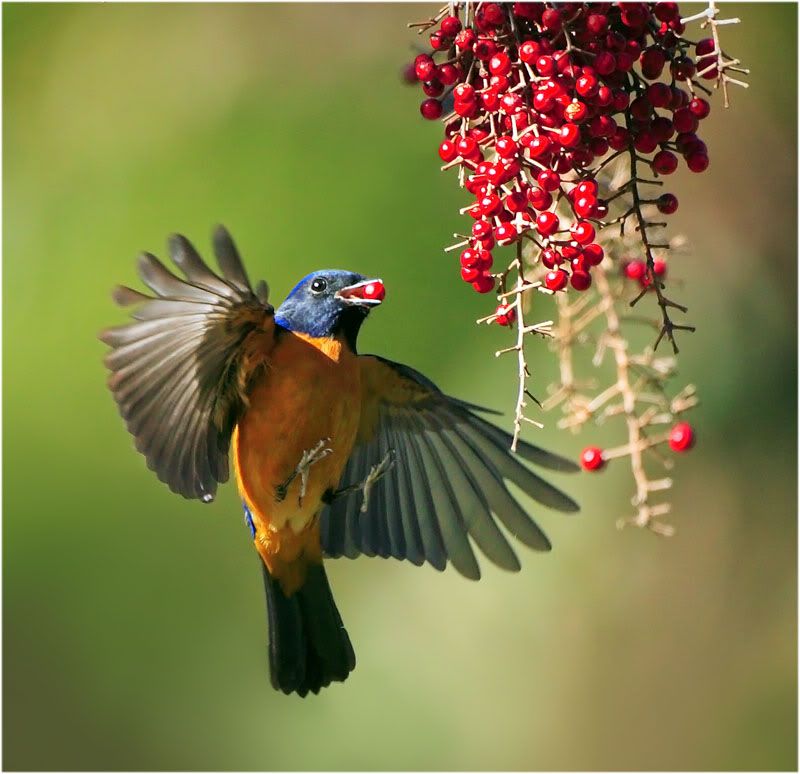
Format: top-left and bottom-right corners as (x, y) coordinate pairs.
(262, 562), (356, 697)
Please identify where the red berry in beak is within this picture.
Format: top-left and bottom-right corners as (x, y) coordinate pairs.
(362, 281), (385, 302)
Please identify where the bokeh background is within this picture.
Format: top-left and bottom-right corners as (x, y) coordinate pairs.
(4, 3), (796, 770)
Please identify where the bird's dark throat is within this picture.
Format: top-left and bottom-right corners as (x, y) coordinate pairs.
(334, 306), (369, 353)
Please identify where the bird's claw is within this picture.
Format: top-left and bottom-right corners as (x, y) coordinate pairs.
(274, 438), (333, 505)
(360, 450), (396, 513)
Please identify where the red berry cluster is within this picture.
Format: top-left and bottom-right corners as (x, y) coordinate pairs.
(409, 2), (715, 297)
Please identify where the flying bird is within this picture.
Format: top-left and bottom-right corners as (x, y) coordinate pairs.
(100, 227), (579, 697)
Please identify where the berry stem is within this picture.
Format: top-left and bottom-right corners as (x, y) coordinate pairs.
(594, 265), (670, 535)
(624, 111), (694, 354)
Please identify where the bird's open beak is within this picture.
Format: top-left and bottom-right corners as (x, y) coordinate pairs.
(336, 279), (386, 307)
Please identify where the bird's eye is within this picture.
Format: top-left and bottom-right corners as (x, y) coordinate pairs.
(310, 278), (328, 294)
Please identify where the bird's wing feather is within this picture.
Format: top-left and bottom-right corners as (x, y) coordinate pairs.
(100, 226), (275, 501)
(320, 355), (580, 578)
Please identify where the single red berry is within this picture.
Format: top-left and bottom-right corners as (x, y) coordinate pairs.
(594, 51), (616, 76)
(456, 135), (478, 158)
(479, 193), (502, 216)
(536, 211), (560, 236)
(533, 90), (556, 113)
(422, 79), (444, 97)
(570, 270), (592, 291)
(570, 220), (595, 245)
(654, 258), (667, 276)
(489, 52), (512, 76)
(504, 190), (527, 213)
(479, 88), (501, 112)
(541, 7), (562, 31)
(686, 152), (709, 173)
(453, 83), (476, 103)
(630, 95), (652, 121)
(652, 150), (678, 175)
(576, 73), (599, 98)
(473, 38), (498, 61)
(668, 422), (695, 452)
(455, 28), (476, 51)
(624, 260), (647, 281)
(437, 63), (461, 85)
(420, 99), (442, 120)
(673, 108), (699, 135)
(647, 82), (672, 109)
(654, 2), (680, 22)
(537, 169), (561, 192)
(440, 14), (462, 37)
(620, 3), (648, 28)
(689, 97), (711, 119)
(524, 134), (552, 159)
(541, 247), (562, 269)
(582, 243), (604, 266)
(535, 55), (555, 76)
(461, 265), (480, 283)
(640, 46), (666, 79)
(460, 248), (480, 268)
(671, 56), (696, 80)
(633, 130), (658, 154)
(586, 13), (609, 36)
(564, 100), (589, 123)
(657, 193), (679, 214)
(482, 2), (505, 26)
(696, 38), (716, 57)
(573, 194), (597, 218)
(615, 51), (635, 72)
(494, 222), (518, 245)
(580, 446), (605, 471)
(429, 30), (450, 51)
(472, 219), (492, 239)
(544, 269), (569, 291)
(651, 116), (675, 144)
(519, 40), (539, 64)
(414, 54), (436, 81)
(570, 254), (588, 273)
(495, 135), (519, 158)
(527, 186), (553, 211)
(472, 273), (496, 294)
(608, 127), (630, 151)
(438, 139), (458, 162)
(362, 281), (385, 301)
(500, 92), (523, 114)
(558, 123), (581, 148)
(495, 303), (516, 326)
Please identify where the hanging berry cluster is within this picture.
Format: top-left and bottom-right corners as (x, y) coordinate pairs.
(405, 1), (747, 534)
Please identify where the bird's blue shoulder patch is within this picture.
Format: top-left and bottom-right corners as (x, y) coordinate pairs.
(243, 502), (256, 539)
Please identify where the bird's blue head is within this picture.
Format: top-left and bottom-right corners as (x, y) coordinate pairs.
(275, 270), (385, 350)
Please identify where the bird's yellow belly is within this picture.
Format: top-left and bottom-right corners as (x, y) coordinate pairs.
(232, 332), (361, 587)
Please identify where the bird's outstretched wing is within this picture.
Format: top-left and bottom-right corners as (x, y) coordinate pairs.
(100, 226), (275, 501)
(320, 356), (579, 579)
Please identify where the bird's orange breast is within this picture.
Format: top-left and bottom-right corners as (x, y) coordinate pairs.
(232, 332), (361, 591)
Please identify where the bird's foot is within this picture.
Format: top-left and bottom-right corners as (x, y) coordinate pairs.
(360, 450), (395, 513)
(274, 438), (333, 505)
(323, 450), (395, 511)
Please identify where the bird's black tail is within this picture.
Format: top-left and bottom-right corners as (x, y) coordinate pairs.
(262, 562), (356, 697)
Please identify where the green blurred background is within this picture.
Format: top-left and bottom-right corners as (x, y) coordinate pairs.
(3, 3), (796, 770)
